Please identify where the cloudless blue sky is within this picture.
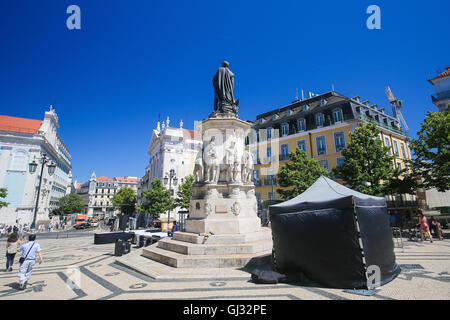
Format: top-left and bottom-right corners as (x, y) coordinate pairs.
(1, 0), (449, 183)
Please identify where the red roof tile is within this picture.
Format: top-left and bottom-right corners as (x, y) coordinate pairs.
(428, 66), (450, 84)
(97, 176), (114, 182)
(0, 115), (42, 134)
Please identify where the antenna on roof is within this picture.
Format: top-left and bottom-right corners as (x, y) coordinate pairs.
(295, 88), (299, 101)
(332, 84), (335, 92)
(301, 89), (304, 100)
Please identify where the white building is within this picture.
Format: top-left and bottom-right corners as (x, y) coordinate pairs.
(141, 117), (202, 221)
(0, 107), (72, 226)
(429, 66), (450, 112)
(72, 172), (140, 219)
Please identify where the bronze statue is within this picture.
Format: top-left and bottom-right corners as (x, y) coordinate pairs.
(213, 61), (239, 114)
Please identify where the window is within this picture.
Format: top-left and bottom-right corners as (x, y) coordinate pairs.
(303, 105), (309, 111)
(397, 162), (402, 169)
(297, 140), (307, 152)
(385, 137), (391, 154)
(315, 114), (324, 127)
(281, 123), (289, 136)
(393, 140), (399, 156)
(268, 191), (276, 201)
(281, 144), (289, 160)
(333, 108), (343, 123)
(297, 118), (306, 132)
(336, 157), (345, 167)
(320, 99), (327, 106)
(286, 109), (292, 116)
(11, 150), (27, 171)
(400, 143), (407, 159)
(316, 136), (326, 155)
(272, 114), (278, 121)
(253, 170), (260, 184)
(266, 147), (272, 158)
(334, 132), (346, 152)
(267, 128), (272, 140)
(318, 159), (329, 170)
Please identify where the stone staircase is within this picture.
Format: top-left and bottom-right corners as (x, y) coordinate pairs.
(142, 228), (273, 268)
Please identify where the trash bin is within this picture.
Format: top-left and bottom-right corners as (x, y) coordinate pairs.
(138, 235), (145, 248)
(115, 239), (131, 256)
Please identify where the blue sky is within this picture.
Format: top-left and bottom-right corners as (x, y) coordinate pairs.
(0, 0), (449, 183)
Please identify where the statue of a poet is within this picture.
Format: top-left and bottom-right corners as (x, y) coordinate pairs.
(213, 61), (239, 114)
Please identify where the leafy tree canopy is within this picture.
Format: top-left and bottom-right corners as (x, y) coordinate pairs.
(0, 188), (9, 209)
(138, 178), (171, 219)
(111, 187), (136, 216)
(174, 175), (194, 210)
(276, 148), (330, 200)
(409, 109), (450, 192)
(332, 122), (407, 196)
(58, 193), (85, 215)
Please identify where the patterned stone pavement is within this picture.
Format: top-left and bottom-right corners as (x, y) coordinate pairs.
(0, 232), (448, 300)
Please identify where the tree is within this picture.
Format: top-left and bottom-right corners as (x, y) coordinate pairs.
(138, 178), (171, 219)
(0, 188), (9, 209)
(276, 148), (330, 200)
(174, 175), (194, 210)
(58, 194), (85, 215)
(332, 122), (405, 196)
(409, 109), (450, 192)
(111, 187), (136, 230)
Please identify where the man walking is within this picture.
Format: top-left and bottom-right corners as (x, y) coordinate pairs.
(17, 234), (43, 290)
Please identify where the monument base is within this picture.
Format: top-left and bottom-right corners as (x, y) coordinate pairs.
(142, 228), (272, 268)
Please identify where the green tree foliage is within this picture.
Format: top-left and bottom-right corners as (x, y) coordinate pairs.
(332, 122), (405, 196)
(58, 193), (85, 215)
(138, 178), (171, 219)
(111, 187), (136, 216)
(276, 148), (330, 200)
(174, 175), (194, 210)
(409, 109), (450, 192)
(0, 188), (9, 208)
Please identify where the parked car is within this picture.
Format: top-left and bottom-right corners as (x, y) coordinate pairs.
(74, 222), (91, 230)
(89, 221), (99, 227)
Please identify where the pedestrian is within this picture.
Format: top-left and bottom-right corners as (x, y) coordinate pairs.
(435, 221), (444, 241)
(7, 225), (12, 234)
(48, 223), (52, 233)
(419, 212), (433, 243)
(13, 225), (18, 234)
(428, 216), (437, 236)
(17, 234), (43, 290)
(5, 232), (21, 272)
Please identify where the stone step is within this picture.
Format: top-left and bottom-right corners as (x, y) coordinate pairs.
(173, 228), (272, 245)
(157, 237), (273, 255)
(142, 245), (272, 268)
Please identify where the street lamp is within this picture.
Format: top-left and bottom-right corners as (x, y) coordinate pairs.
(164, 169), (178, 235)
(29, 154), (57, 230)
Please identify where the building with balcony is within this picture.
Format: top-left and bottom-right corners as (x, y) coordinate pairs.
(250, 91), (415, 216)
(0, 107), (72, 225)
(428, 66), (450, 112)
(71, 172), (140, 219)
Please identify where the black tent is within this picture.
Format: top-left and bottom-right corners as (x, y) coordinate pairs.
(269, 176), (400, 289)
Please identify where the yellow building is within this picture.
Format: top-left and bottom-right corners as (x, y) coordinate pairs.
(250, 91), (416, 217)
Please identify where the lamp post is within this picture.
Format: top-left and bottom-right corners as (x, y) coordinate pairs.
(29, 154), (57, 230)
(163, 169), (178, 235)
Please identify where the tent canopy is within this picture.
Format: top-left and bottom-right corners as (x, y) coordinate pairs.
(270, 176), (386, 214)
(268, 176), (400, 289)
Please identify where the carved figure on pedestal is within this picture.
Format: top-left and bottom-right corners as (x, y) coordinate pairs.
(225, 139), (240, 183)
(203, 137), (219, 183)
(193, 148), (203, 183)
(241, 147), (254, 184)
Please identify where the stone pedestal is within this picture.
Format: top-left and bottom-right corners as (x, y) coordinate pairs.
(142, 114), (272, 268)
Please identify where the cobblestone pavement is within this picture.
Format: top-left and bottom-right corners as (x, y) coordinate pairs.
(0, 233), (448, 300)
